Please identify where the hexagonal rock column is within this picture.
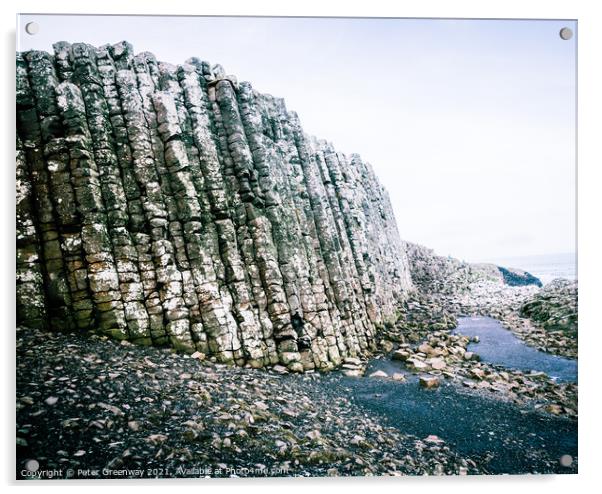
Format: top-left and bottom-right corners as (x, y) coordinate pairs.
(15, 42), (414, 371)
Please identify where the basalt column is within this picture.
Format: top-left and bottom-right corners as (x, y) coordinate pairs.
(16, 42), (414, 371)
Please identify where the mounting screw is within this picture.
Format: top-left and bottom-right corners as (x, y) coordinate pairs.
(24, 459), (39, 472)
(559, 27), (573, 40)
(559, 454), (573, 467)
(25, 22), (39, 35)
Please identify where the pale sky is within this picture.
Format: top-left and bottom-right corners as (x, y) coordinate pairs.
(17, 15), (576, 263)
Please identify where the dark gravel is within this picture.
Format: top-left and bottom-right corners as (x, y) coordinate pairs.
(16, 327), (481, 479)
(329, 369), (577, 474)
(16, 324), (577, 479)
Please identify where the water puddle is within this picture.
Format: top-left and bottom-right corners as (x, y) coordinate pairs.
(452, 316), (577, 382)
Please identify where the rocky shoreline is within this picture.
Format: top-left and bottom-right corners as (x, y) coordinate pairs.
(372, 329), (576, 419)
(401, 242), (578, 359)
(15, 40), (577, 479)
(17, 326), (482, 478)
(16, 304), (577, 478)
(16, 266), (578, 478)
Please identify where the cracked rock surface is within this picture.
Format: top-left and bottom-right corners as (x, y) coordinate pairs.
(16, 41), (413, 371)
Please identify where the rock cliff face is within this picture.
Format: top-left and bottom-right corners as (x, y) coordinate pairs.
(16, 41), (413, 371)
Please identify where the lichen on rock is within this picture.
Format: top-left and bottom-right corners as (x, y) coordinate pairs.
(16, 41), (414, 371)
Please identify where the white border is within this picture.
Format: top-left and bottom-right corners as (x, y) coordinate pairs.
(3, 1), (601, 493)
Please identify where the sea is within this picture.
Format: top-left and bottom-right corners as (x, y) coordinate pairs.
(482, 253), (577, 286)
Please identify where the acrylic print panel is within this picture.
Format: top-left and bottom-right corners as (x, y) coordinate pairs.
(16, 14), (577, 479)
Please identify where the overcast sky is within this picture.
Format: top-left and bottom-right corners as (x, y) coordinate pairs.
(17, 15), (576, 263)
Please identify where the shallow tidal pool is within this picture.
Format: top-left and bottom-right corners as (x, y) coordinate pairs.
(453, 316), (577, 383)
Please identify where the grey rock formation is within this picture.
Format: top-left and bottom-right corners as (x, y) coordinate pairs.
(16, 42), (413, 371)
(403, 242), (542, 294)
(403, 242), (503, 295)
(498, 267), (542, 288)
(520, 279), (577, 336)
